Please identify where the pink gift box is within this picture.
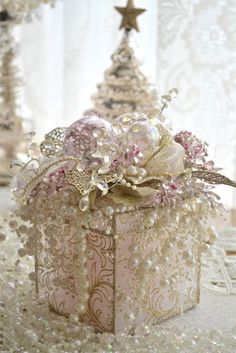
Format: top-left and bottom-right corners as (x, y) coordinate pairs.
(36, 205), (201, 334)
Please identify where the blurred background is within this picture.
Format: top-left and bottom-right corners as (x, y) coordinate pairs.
(2, 0), (236, 220)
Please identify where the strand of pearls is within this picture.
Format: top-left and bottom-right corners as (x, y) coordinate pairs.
(1, 221), (236, 353)
(74, 223), (90, 316)
(1, 250), (236, 353)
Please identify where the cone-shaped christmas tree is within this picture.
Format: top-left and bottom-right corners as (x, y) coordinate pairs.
(0, 12), (25, 185)
(85, 0), (160, 121)
(0, 1), (56, 185)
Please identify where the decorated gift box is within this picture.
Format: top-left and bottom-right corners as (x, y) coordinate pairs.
(12, 93), (236, 334)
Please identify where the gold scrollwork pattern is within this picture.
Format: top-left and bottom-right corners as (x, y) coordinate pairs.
(35, 203), (201, 334)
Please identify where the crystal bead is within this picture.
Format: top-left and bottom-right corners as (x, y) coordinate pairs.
(96, 180), (108, 194)
(79, 196), (90, 211)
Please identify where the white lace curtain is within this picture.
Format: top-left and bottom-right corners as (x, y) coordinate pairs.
(19, 0), (236, 212)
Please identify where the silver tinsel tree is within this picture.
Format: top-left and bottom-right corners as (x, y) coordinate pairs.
(86, 0), (160, 121)
(0, 12), (25, 185)
(0, 1), (56, 185)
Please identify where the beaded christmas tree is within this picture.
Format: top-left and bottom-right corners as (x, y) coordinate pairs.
(0, 12), (25, 185)
(0, 1), (56, 185)
(86, 0), (160, 121)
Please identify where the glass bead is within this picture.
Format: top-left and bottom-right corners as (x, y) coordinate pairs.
(79, 196), (90, 211)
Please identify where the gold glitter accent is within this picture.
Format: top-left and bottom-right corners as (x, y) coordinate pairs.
(66, 169), (92, 195)
(66, 168), (118, 196)
(192, 170), (236, 187)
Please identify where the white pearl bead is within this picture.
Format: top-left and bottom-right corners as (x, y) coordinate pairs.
(105, 206), (114, 216)
(80, 244), (87, 252)
(183, 250), (192, 259)
(120, 206), (126, 213)
(137, 287), (146, 297)
(150, 211), (158, 220)
(129, 244), (138, 252)
(130, 258), (140, 269)
(160, 278), (170, 287)
(163, 256), (170, 264)
(86, 249), (94, 257)
(80, 269), (87, 276)
(83, 293), (90, 301)
(207, 226), (218, 242)
(80, 281), (90, 289)
(77, 304), (86, 314)
(152, 265), (160, 273)
(177, 241), (185, 249)
(138, 168), (147, 178)
(126, 165), (137, 176)
(130, 255), (140, 268)
(201, 243), (210, 252)
(146, 217), (155, 227)
(127, 313), (136, 321)
(142, 259), (153, 269)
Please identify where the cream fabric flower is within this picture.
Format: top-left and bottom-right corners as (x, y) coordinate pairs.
(145, 138), (185, 177)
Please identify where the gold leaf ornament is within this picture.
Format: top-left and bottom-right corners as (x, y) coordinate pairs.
(65, 168), (119, 196)
(66, 169), (92, 196)
(192, 170), (236, 188)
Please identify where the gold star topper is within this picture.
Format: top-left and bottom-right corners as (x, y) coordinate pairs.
(115, 0), (146, 32)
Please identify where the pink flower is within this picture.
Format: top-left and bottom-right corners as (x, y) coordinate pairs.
(203, 160), (215, 170)
(124, 144), (141, 165)
(29, 165), (70, 201)
(174, 131), (212, 168)
(153, 180), (183, 206)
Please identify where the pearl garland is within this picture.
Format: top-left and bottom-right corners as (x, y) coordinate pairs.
(8, 112), (230, 341)
(1, 208), (235, 352)
(1, 242), (236, 353)
(8, 179), (221, 331)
